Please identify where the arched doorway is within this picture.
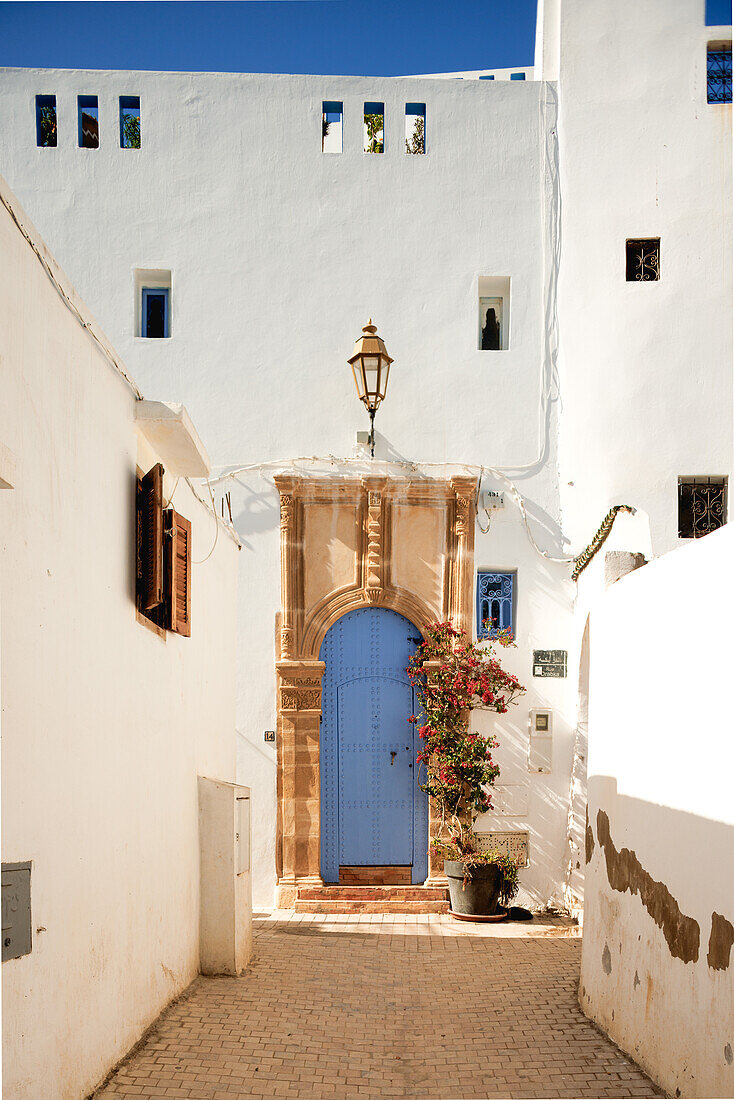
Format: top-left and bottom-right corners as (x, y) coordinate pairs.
(319, 607), (429, 885)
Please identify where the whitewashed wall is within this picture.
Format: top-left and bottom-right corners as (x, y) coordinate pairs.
(0, 67), (577, 907)
(547, 0), (733, 554)
(581, 523), (734, 1098)
(0, 185), (239, 1099)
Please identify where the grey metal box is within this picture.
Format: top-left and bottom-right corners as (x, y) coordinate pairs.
(2, 862), (32, 962)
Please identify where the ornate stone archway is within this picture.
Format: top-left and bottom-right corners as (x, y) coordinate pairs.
(274, 474), (476, 907)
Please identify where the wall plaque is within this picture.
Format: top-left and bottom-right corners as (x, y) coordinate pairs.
(533, 649), (567, 677)
(476, 831), (529, 866)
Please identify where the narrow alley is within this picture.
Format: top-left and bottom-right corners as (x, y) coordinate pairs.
(97, 914), (661, 1099)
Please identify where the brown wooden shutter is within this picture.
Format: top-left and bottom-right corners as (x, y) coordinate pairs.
(164, 508), (191, 637)
(137, 463), (164, 611)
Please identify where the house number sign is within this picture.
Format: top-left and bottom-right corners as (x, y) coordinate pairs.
(532, 650), (567, 678)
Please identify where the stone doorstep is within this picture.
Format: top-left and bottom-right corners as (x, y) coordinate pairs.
(295, 899), (450, 914)
(294, 885), (450, 913)
(297, 886), (448, 901)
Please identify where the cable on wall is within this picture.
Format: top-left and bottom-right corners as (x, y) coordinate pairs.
(0, 184), (144, 401)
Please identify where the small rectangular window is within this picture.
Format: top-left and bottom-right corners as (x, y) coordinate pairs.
(35, 95), (57, 147)
(478, 276), (511, 350)
(364, 101), (384, 154)
(678, 477), (727, 538)
(142, 288), (170, 339)
(78, 95), (99, 149)
(707, 44), (732, 102)
(706, 0), (732, 26)
(120, 95), (141, 148)
(626, 238), (660, 281)
(510, 72), (526, 81)
(477, 572), (515, 639)
(322, 100), (342, 153)
(479, 74), (495, 80)
(405, 102), (425, 154)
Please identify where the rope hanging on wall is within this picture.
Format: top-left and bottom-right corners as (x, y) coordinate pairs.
(571, 505), (636, 582)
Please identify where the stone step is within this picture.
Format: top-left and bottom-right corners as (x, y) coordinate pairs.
(297, 885), (448, 902)
(295, 899), (450, 914)
(294, 885), (450, 913)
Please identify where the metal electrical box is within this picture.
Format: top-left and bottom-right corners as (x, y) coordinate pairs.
(528, 708), (553, 772)
(2, 862), (32, 962)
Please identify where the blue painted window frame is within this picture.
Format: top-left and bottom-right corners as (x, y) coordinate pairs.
(35, 94), (57, 147)
(476, 571), (515, 639)
(77, 94), (99, 149)
(141, 288), (170, 339)
(707, 45), (732, 103)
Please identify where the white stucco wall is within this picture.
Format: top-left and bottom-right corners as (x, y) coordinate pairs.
(581, 523), (734, 1098)
(0, 184), (240, 1099)
(554, 0), (733, 555)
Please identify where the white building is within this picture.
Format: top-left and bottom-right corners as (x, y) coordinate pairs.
(0, 177), (250, 1098)
(0, 0), (730, 929)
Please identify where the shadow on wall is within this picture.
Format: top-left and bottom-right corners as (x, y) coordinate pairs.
(582, 775), (734, 1097)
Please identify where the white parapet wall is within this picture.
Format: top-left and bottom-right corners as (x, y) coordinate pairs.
(580, 523), (734, 1099)
(0, 180), (241, 1099)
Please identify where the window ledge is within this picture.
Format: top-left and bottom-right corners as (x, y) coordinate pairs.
(135, 401), (211, 478)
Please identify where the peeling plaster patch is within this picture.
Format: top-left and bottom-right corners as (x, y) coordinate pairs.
(707, 912), (734, 971)
(585, 805), (595, 864)
(602, 942), (612, 974)
(725, 1043), (732, 1065)
(596, 809), (700, 964)
(633, 970), (640, 989)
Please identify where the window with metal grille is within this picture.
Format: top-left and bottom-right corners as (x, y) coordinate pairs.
(678, 477), (727, 538)
(476, 572), (515, 638)
(626, 239), (660, 282)
(707, 44), (732, 103)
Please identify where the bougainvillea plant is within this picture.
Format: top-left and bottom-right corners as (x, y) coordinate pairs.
(407, 620), (526, 892)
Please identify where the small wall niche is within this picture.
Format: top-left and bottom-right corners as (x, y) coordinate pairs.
(405, 102), (425, 154)
(135, 269), (171, 339)
(364, 102), (384, 153)
(478, 276), (510, 350)
(78, 95), (99, 149)
(35, 94), (57, 147)
(322, 101), (343, 153)
(120, 96), (141, 148)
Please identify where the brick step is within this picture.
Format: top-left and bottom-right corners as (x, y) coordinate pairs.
(297, 886), (448, 902)
(295, 899), (450, 914)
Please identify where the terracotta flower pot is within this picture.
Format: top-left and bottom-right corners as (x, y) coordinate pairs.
(444, 859), (502, 917)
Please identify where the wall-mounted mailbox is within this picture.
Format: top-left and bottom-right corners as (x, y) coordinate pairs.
(528, 708), (553, 773)
(2, 862), (32, 962)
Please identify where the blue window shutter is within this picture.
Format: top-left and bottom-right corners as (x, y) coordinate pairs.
(476, 572), (515, 638)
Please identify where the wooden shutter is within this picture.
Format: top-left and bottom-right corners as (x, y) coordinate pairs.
(164, 509), (191, 637)
(137, 463), (164, 611)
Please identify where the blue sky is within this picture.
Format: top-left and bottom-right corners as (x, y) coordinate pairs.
(0, 1), (538, 76)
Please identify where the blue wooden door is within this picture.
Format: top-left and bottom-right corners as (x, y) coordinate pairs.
(320, 608), (428, 884)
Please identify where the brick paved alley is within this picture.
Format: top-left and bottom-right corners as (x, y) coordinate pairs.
(97, 913), (662, 1099)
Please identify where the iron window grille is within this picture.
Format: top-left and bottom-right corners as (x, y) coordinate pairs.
(707, 46), (732, 104)
(626, 239), (660, 281)
(476, 572), (514, 638)
(678, 477), (727, 538)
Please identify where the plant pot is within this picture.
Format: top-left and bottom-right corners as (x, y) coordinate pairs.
(444, 859), (502, 917)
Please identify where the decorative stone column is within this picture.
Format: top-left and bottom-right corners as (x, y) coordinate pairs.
(450, 477), (477, 638)
(277, 479), (299, 659)
(276, 661), (325, 908)
(362, 477), (386, 603)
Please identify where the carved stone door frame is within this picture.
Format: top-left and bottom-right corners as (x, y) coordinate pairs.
(274, 474), (476, 907)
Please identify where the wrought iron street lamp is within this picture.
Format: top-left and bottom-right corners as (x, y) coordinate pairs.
(347, 319), (393, 458)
